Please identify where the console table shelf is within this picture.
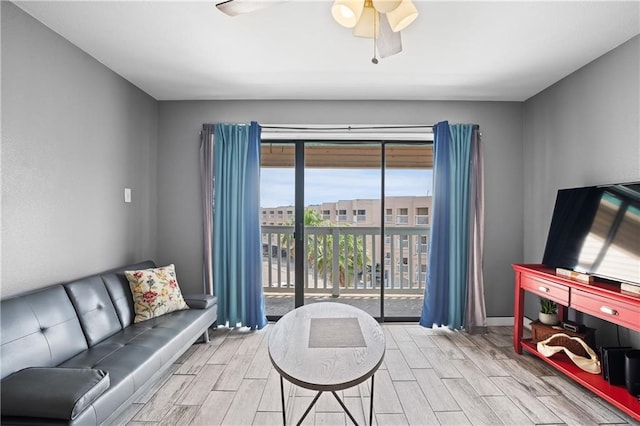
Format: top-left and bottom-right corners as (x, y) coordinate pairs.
(513, 264), (640, 422)
(521, 340), (640, 416)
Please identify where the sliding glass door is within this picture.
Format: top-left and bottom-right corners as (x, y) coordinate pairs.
(260, 140), (431, 321)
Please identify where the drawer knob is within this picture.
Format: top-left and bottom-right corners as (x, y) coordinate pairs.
(538, 286), (549, 293)
(600, 306), (618, 316)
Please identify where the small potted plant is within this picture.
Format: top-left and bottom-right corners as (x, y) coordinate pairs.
(539, 297), (559, 325)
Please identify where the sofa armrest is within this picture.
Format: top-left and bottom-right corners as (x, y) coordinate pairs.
(182, 294), (217, 310)
(1, 367), (109, 421)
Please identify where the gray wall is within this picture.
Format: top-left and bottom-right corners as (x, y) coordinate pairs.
(523, 35), (640, 345)
(1, 2), (159, 297)
(157, 100), (524, 316)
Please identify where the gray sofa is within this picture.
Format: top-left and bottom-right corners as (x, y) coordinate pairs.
(0, 260), (217, 425)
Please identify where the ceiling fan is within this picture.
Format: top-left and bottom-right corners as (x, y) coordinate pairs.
(214, 0), (419, 63)
(214, 0), (280, 17)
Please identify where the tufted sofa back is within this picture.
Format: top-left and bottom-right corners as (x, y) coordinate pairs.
(0, 286), (88, 379)
(100, 260), (155, 328)
(64, 275), (123, 347)
(0, 260), (157, 380)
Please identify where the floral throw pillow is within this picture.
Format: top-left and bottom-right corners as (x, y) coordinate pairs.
(124, 264), (189, 323)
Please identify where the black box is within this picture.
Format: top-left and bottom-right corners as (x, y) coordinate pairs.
(600, 346), (632, 384)
(626, 350), (640, 396)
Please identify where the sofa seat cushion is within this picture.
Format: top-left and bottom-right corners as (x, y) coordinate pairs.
(59, 307), (216, 423)
(1, 367), (109, 421)
(61, 338), (165, 389)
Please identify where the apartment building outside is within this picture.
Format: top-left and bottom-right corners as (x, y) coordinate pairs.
(261, 196), (432, 290)
(261, 196), (431, 228)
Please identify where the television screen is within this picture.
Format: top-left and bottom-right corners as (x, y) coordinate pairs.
(542, 182), (640, 286)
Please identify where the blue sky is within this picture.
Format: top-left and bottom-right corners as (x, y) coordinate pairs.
(260, 168), (432, 208)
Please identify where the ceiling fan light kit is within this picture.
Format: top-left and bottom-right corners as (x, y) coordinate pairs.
(353, 2), (380, 38)
(331, 0), (365, 28)
(372, 0), (403, 14)
(386, 0), (418, 32)
(331, 0), (418, 62)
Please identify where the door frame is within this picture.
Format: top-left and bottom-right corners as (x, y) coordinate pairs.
(262, 139), (431, 322)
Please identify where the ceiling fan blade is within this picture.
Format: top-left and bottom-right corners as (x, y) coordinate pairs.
(215, 0), (284, 16)
(378, 14), (402, 58)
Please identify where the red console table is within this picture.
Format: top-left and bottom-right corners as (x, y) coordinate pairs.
(513, 264), (640, 421)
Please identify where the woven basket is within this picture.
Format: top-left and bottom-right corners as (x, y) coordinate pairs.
(530, 320), (596, 358)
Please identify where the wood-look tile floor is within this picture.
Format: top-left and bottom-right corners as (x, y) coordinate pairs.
(116, 324), (639, 426)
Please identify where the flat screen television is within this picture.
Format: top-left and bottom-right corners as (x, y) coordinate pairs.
(542, 182), (640, 287)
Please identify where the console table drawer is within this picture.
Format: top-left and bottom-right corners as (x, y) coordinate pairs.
(520, 274), (569, 305)
(571, 289), (640, 331)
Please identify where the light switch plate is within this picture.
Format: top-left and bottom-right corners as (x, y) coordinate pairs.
(124, 188), (132, 203)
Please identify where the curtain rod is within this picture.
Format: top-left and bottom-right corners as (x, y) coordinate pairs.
(260, 124), (434, 131)
(260, 124), (435, 141)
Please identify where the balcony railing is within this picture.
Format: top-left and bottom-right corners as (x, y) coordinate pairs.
(353, 215), (366, 223)
(415, 214), (429, 225)
(396, 215), (409, 224)
(262, 225), (429, 296)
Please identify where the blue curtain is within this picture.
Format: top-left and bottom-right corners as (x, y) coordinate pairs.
(420, 121), (480, 329)
(213, 122), (267, 330)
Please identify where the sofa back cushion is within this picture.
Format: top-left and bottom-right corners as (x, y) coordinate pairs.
(0, 286), (88, 379)
(64, 275), (122, 347)
(101, 260), (156, 328)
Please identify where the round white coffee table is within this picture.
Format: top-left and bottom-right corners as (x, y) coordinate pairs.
(268, 302), (385, 425)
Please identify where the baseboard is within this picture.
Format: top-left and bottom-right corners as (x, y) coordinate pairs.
(486, 316), (514, 326)
(485, 316), (534, 329)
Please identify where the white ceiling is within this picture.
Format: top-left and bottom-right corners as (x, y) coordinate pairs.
(15, 0), (640, 102)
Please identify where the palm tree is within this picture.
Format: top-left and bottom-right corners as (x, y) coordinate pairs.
(279, 208), (325, 261)
(313, 231), (367, 287)
(282, 208), (369, 288)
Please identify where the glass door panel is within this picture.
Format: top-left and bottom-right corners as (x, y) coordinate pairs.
(303, 143), (382, 318)
(383, 142), (432, 319)
(260, 142), (296, 318)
